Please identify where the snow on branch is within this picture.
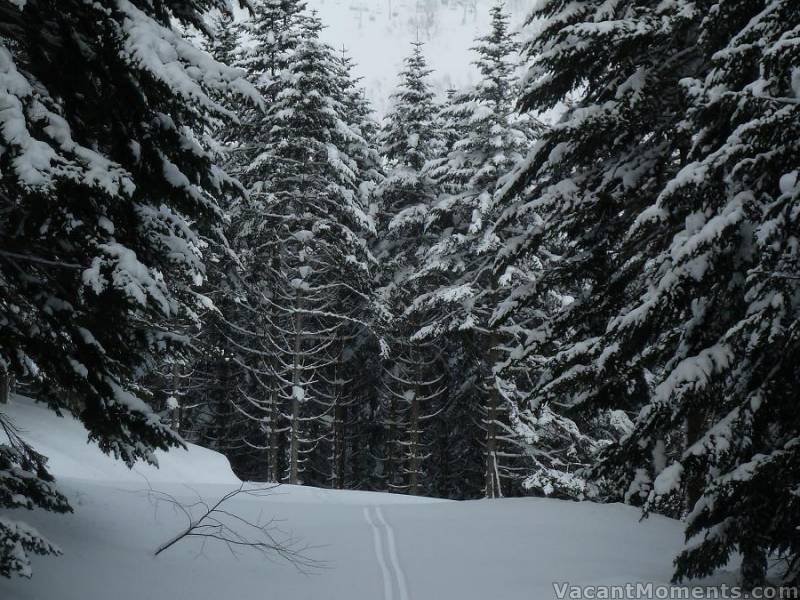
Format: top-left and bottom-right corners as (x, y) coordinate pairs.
(117, 0), (263, 120)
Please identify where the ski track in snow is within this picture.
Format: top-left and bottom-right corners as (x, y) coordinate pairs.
(376, 506), (410, 600)
(364, 506), (410, 600)
(364, 506), (394, 600)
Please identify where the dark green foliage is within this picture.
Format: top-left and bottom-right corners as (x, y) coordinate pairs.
(0, 418), (71, 578)
(179, 3), (381, 488)
(0, 0), (256, 577)
(500, 0), (800, 586)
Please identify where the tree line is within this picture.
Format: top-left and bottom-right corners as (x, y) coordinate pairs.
(168, 1), (546, 503)
(1, 0), (797, 589)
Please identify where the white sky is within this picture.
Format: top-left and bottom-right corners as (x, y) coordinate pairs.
(310, 0), (534, 114)
(234, 0), (536, 116)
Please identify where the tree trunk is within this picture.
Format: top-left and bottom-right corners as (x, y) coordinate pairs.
(386, 394), (397, 488)
(485, 389), (499, 498)
(269, 388), (280, 482)
(685, 406), (705, 512)
(407, 331), (422, 495)
(289, 288), (303, 485)
(171, 361), (181, 433)
(740, 543), (767, 590)
(408, 385), (420, 496)
(435, 387), (449, 497)
(485, 332), (501, 499)
(290, 394), (300, 484)
(333, 400), (345, 489)
(0, 367), (9, 405)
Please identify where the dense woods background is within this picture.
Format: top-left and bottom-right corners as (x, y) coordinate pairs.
(0, 0), (798, 588)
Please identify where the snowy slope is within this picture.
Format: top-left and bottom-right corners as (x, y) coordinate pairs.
(0, 396), (706, 600)
(0, 397), (238, 485)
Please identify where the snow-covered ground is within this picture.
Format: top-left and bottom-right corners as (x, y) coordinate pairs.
(1, 396), (708, 600)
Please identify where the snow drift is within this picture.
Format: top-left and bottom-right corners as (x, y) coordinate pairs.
(1, 396), (699, 599)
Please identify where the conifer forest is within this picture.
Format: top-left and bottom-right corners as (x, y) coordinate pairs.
(0, 0), (798, 597)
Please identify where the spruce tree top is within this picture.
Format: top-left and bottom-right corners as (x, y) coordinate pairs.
(382, 42), (438, 172)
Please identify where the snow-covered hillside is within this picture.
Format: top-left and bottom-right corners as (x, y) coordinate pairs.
(238, 0), (536, 115)
(0, 396), (717, 600)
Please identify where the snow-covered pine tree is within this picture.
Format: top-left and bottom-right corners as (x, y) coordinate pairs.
(427, 87), (472, 193)
(500, 0), (800, 586)
(177, 0), (316, 483)
(218, 0), (307, 178)
(0, 0), (259, 577)
(221, 10), (377, 486)
(374, 42), (448, 495)
(142, 8), (248, 477)
(223, 0), (313, 482)
(413, 88), (489, 499)
(324, 47), (386, 490)
(409, 3), (536, 498)
(612, 1), (800, 587)
(172, 1), (303, 483)
(334, 48), (383, 199)
(270, 13), (377, 487)
(206, 9), (241, 66)
(175, 3), (385, 489)
(492, 0), (704, 499)
(0, 417), (71, 577)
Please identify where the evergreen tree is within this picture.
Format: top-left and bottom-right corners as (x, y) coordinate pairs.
(209, 9), (378, 486)
(176, 0), (310, 483)
(149, 8), (250, 477)
(500, 0), (799, 586)
(493, 0), (704, 501)
(374, 42), (447, 495)
(177, 3), (387, 492)
(261, 13), (377, 486)
(0, 0), (259, 578)
(334, 48), (383, 199)
(409, 3), (536, 498)
(427, 87), (472, 191)
(327, 47), (387, 490)
(618, 1), (800, 587)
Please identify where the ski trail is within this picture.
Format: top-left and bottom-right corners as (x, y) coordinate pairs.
(376, 506), (410, 600)
(363, 507), (393, 600)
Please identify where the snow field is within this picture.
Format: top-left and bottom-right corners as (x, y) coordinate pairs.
(1, 396), (699, 600)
